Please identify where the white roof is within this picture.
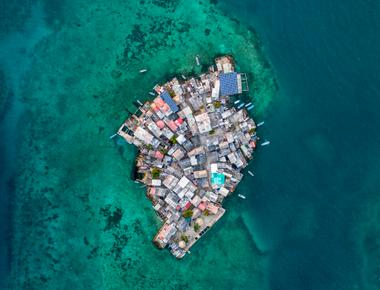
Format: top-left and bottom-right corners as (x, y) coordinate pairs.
(177, 134), (186, 144)
(219, 187), (229, 197)
(152, 179), (162, 186)
(210, 163), (218, 173)
(135, 127), (154, 144)
(178, 176), (190, 188)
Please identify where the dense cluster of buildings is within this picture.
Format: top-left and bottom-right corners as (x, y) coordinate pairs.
(117, 56), (258, 258)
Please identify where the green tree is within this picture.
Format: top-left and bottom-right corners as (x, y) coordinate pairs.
(181, 235), (189, 243)
(194, 223), (201, 232)
(151, 168), (161, 179)
(182, 209), (193, 218)
(169, 136), (177, 144)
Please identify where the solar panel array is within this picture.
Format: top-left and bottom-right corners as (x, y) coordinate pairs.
(219, 72), (239, 96)
(160, 90), (179, 113)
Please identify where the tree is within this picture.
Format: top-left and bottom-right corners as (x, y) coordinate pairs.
(169, 136), (177, 144)
(249, 128), (255, 134)
(214, 100), (222, 108)
(146, 144), (153, 150)
(159, 148), (168, 155)
(182, 209), (193, 218)
(209, 129), (215, 135)
(151, 168), (161, 179)
(194, 223), (201, 232)
(181, 235), (189, 243)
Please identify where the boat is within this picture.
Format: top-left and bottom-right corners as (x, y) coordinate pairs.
(139, 69), (148, 73)
(195, 55), (201, 66)
(261, 140), (270, 146)
(245, 102), (252, 107)
(149, 92), (156, 96)
(181, 74), (187, 80)
(248, 170), (254, 176)
(247, 105), (254, 110)
(234, 100), (241, 104)
(237, 103), (245, 109)
(109, 133), (117, 139)
(257, 121), (264, 127)
(137, 100), (143, 106)
(238, 194), (246, 199)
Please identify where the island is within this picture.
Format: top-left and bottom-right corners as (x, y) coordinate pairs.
(117, 56), (259, 258)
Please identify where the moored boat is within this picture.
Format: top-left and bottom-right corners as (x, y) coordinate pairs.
(261, 140), (270, 146)
(139, 69), (148, 73)
(238, 194), (246, 199)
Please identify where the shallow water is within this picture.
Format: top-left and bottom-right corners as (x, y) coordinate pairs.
(1, 0), (274, 289)
(1, 0), (379, 289)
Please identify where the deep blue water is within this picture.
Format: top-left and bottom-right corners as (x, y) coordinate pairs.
(220, 0), (380, 289)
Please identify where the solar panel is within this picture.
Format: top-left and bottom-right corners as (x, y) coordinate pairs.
(160, 90), (179, 113)
(219, 72), (239, 96)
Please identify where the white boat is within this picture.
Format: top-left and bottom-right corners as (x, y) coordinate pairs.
(248, 170), (254, 176)
(139, 69), (148, 73)
(234, 100), (241, 104)
(109, 133), (117, 139)
(257, 121), (265, 127)
(245, 102), (252, 107)
(195, 55), (201, 66)
(237, 103), (245, 109)
(261, 140), (270, 146)
(247, 105), (254, 110)
(238, 194), (246, 199)
(137, 100), (143, 106)
(149, 92), (156, 96)
(181, 74), (187, 80)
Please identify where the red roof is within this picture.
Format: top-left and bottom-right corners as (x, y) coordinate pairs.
(155, 151), (164, 159)
(156, 120), (165, 129)
(198, 202), (206, 211)
(154, 97), (165, 107)
(175, 117), (184, 125)
(167, 120), (178, 131)
(184, 201), (192, 210)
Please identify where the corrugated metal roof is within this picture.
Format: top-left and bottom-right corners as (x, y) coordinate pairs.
(160, 90), (179, 113)
(219, 72), (239, 96)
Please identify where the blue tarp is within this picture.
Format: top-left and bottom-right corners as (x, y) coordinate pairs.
(219, 72), (239, 96)
(160, 90), (179, 113)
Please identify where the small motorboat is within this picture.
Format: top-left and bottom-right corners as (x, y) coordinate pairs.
(237, 103), (245, 109)
(136, 100), (143, 106)
(234, 100), (241, 104)
(139, 69), (148, 73)
(109, 133), (117, 139)
(181, 74), (187, 80)
(195, 55), (201, 66)
(248, 170), (254, 176)
(245, 102), (252, 107)
(238, 194), (246, 199)
(247, 105), (254, 110)
(149, 92), (156, 96)
(261, 140), (270, 146)
(257, 121), (265, 127)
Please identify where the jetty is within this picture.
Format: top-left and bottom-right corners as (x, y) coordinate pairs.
(117, 56), (257, 258)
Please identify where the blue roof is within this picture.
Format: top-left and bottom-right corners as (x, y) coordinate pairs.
(219, 72), (239, 96)
(160, 90), (179, 113)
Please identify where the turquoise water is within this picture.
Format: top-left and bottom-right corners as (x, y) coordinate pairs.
(1, 0), (380, 289)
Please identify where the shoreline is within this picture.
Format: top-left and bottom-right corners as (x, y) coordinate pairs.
(118, 56), (259, 258)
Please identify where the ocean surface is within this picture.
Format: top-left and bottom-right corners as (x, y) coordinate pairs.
(1, 0), (380, 289)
